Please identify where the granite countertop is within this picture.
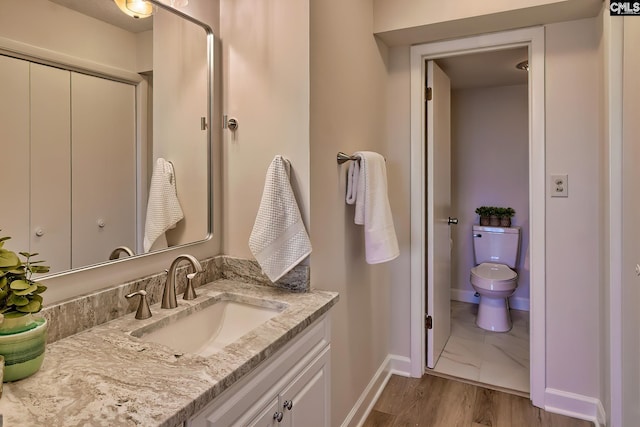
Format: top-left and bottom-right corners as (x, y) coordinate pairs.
(0, 280), (338, 426)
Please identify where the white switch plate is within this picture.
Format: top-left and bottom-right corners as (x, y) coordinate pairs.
(551, 174), (568, 197)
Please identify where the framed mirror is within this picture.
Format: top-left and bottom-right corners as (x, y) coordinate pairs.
(0, 0), (213, 276)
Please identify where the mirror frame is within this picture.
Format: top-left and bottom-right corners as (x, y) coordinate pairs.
(0, 0), (215, 279)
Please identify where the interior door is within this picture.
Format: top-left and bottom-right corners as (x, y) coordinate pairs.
(426, 60), (452, 369)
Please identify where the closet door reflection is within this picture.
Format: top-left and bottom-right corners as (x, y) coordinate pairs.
(71, 73), (136, 268)
(0, 55), (30, 256)
(31, 63), (71, 272)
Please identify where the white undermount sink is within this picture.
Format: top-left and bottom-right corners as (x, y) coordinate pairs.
(131, 296), (285, 357)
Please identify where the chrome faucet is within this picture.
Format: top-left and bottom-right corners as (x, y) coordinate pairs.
(109, 246), (135, 260)
(162, 254), (203, 309)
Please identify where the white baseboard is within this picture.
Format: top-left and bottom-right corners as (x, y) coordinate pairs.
(544, 388), (606, 427)
(341, 354), (411, 427)
(451, 288), (530, 311)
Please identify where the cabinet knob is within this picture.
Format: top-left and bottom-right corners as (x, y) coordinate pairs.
(35, 227), (45, 237)
(273, 411), (283, 422)
(283, 400), (293, 411)
(97, 218), (106, 228)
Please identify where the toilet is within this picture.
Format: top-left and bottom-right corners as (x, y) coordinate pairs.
(470, 225), (521, 332)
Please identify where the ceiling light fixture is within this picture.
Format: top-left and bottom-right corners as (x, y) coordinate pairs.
(114, 0), (152, 19)
(516, 60), (529, 71)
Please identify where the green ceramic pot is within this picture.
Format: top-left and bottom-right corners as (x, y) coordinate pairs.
(0, 315), (47, 382)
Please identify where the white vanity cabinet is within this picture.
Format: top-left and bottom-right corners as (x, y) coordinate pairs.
(187, 314), (331, 427)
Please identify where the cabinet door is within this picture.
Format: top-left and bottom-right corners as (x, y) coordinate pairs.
(71, 72), (136, 268)
(246, 397), (279, 427)
(280, 348), (330, 427)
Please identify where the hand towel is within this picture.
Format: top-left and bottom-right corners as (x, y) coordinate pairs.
(143, 158), (184, 252)
(249, 155), (312, 282)
(346, 151), (399, 264)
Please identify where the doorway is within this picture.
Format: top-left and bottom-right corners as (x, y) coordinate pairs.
(409, 27), (546, 407)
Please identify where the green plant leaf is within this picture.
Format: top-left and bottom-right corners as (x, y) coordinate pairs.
(35, 284), (47, 294)
(7, 293), (29, 306)
(13, 284), (38, 295)
(16, 299), (42, 313)
(0, 249), (20, 268)
(9, 280), (30, 291)
(29, 265), (50, 274)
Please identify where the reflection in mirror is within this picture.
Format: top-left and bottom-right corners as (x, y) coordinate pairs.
(0, 0), (212, 276)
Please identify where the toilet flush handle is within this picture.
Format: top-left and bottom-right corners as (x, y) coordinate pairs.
(448, 217), (458, 225)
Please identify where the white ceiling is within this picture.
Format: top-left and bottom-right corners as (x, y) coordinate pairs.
(436, 47), (529, 90)
(49, 0), (152, 33)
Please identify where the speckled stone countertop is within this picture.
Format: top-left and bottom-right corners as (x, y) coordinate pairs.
(0, 280), (338, 426)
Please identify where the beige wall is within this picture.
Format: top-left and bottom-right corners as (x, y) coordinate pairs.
(451, 85), (530, 306)
(545, 17), (602, 398)
(374, 0), (563, 32)
(153, 8), (209, 250)
(372, 0), (602, 46)
(0, 0), (142, 73)
(309, 0), (404, 425)
(220, 0), (310, 258)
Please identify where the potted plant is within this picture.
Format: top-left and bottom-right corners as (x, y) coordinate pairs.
(475, 206), (495, 226)
(498, 207), (515, 227)
(0, 234), (49, 382)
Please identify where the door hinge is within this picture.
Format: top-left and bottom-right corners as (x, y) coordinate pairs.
(425, 315), (433, 330)
(426, 87), (432, 101)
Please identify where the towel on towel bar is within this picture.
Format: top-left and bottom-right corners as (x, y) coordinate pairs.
(143, 158), (184, 252)
(249, 155), (312, 282)
(346, 151), (399, 264)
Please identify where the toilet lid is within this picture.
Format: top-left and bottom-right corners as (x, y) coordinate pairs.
(471, 263), (517, 282)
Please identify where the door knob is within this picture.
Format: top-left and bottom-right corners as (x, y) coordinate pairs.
(448, 217), (458, 225)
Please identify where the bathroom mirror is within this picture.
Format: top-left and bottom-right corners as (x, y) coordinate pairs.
(0, 0), (213, 275)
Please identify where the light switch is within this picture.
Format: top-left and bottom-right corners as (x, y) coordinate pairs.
(551, 174), (568, 197)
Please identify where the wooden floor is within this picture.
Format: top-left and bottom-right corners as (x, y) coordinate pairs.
(362, 374), (594, 427)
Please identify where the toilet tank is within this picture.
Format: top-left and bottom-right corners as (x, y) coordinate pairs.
(472, 225), (521, 268)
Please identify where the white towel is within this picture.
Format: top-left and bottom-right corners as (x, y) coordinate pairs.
(249, 156), (312, 282)
(143, 158), (184, 252)
(346, 151), (399, 264)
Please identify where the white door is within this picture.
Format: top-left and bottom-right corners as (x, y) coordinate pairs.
(0, 55), (30, 252)
(71, 72), (136, 268)
(30, 63), (71, 273)
(426, 60), (452, 369)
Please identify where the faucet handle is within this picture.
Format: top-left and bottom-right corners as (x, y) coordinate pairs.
(126, 290), (152, 320)
(183, 272), (199, 301)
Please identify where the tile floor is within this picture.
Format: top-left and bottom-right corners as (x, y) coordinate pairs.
(430, 300), (530, 394)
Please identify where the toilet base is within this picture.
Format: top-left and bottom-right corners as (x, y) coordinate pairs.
(476, 295), (512, 332)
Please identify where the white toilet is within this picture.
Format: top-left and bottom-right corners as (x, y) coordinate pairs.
(470, 225), (521, 332)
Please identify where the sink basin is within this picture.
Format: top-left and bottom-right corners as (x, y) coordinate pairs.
(131, 296), (285, 357)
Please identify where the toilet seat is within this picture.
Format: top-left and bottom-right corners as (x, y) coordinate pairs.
(470, 262), (517, 291)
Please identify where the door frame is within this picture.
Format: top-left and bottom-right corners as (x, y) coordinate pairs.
(409, 26), (546, 407)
